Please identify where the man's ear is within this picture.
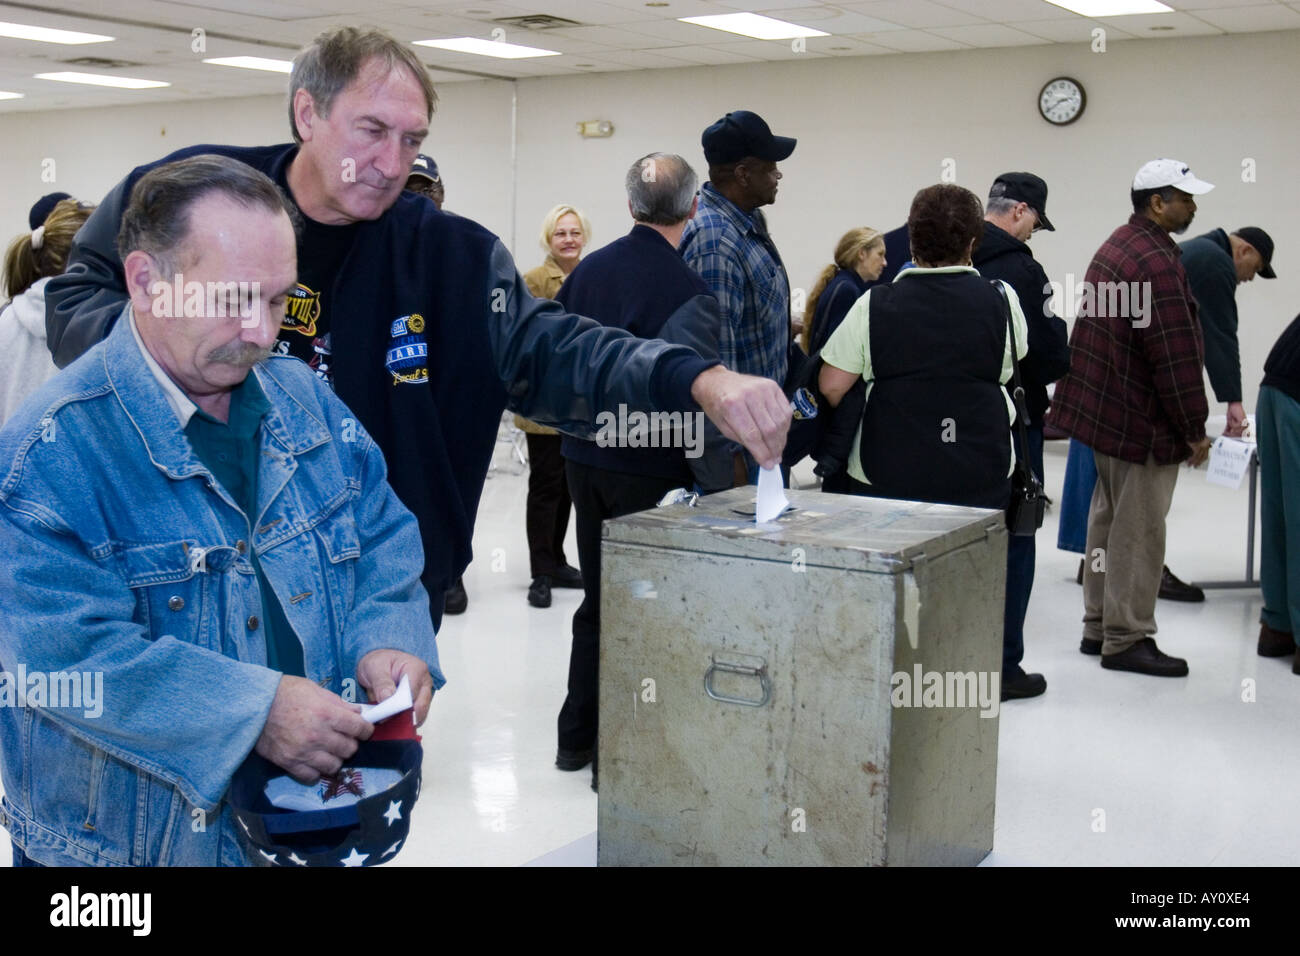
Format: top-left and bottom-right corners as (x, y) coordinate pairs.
(123, 250), (164, 318)
(292, 88), (317, 143)
(689, 194), (699, 220)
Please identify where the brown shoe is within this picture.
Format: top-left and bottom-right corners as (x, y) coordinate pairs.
(1259, 622), (1295, 657)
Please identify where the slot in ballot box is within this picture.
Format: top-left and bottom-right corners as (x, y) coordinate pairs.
(597, 487), (1007, 866)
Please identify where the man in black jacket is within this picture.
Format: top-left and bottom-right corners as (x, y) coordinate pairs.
(1179, 226), (1276, 436)
(555, 153), (734, 784)
(972, 172), (1070, 701)
(43, 26), (790, 641)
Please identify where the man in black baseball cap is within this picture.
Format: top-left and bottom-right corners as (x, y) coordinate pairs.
(681, 111), (797, 441)
(1180, 223), (1279, 440)
(973, 171), (1070, 701)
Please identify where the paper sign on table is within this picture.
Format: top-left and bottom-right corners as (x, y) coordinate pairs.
(1206, 436), (1254, 490)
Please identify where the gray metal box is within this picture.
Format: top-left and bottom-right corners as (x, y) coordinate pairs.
(597, 487), (1007, 866)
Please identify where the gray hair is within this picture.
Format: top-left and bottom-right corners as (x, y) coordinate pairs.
(289, 26), (437, 145)
(626, 153), (698, 226)
(986, 182), (1019, 217)
(117, 154), (300, 275)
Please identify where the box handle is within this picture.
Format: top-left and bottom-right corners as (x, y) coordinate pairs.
(704, 655), (771, 708)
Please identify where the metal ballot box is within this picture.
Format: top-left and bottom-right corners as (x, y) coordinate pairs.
(597, 487), (1007, 866)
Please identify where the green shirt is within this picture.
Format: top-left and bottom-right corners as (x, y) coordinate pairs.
(183, 373), (306, 677)
(820, 266), (1028, 485)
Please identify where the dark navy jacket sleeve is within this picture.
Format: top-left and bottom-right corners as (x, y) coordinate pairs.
(45, 176), (133, 367)
(483, 241), (715, 436)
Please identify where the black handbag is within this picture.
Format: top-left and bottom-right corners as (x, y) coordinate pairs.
(992, 282), (1045, 536)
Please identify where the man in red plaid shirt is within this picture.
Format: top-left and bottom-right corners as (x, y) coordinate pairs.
(1049, 159), (1215, 678)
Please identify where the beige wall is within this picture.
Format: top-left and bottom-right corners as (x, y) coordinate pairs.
(3, 29), (1296, 403)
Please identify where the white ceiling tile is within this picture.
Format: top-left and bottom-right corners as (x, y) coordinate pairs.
(1009, 16), (1138, 41)
(762, 6), (910, 31)
(615, 17), (739, 41)
(834, 0), (987, 28)
(852, 28), (969, 50)
(926, 23), (1054, 46)
(646, 43), (766, 61)
(1093, 11), (1225, 35)
(707, 36), (833, 56)
(540, 24), (681, 48)
(930, 0), (1079, 19)
(815, 35), (899, 53)
(1184, 4), (1300, 31)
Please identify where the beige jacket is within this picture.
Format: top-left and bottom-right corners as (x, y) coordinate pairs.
(515, 257), (570, 436)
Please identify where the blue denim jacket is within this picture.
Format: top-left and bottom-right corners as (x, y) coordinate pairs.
(0, 311), (443, 866)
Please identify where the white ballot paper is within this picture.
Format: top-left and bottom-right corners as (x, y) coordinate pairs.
(756, 464), (790, 524)
(1206, 436), (1254, 491)
(359, 673), (413, 724)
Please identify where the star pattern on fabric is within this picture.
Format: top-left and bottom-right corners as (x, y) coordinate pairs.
(383, 840), (402, 858)
(384, 800), (403, 826)
(340, 847), (370, 867)
(288, 852), (307, 866)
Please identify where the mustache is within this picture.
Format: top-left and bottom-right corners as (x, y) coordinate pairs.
(208, 342), (273, 366)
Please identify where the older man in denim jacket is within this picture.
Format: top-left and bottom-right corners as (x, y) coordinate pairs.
(0, 155), (442, 866)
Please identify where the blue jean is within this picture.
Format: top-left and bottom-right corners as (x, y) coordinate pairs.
(1004, 425), (1045, 677)
(1057, 438), (1097, 554)
(12, 846), (42, 867)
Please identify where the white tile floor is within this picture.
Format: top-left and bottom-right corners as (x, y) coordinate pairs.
(5, 430), (1298, 866)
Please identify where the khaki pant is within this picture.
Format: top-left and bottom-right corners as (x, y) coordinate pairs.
(1082, 451), (1181, 653)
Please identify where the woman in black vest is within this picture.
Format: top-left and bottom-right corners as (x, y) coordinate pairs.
(817, 183), (1027, 510)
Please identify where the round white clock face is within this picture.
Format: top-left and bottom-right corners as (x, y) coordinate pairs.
(1039, 77), (1085, 126)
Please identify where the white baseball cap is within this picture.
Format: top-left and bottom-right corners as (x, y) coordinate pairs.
(1132, 158), (1214, 194)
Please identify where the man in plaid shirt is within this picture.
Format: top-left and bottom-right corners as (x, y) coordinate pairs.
(1049, 159), (1214, 678)
(681, 110), (795, 392)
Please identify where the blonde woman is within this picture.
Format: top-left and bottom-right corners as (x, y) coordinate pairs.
(802, 227), (886, 355)
(1, 195), (95, 424)
(516, 204), (592, 608)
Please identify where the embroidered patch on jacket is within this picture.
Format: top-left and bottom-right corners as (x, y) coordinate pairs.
(283, 283), (321, 336)
(387, 313), (428, 385)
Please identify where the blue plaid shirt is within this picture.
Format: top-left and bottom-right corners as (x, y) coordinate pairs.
(680, 183), (790, 384)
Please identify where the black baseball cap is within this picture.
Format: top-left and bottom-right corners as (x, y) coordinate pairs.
(991, 172), (1054, 232)
(28, 192), (72, 230)
(702, 111), (796, 167)
(1232, 226), (1276, 279)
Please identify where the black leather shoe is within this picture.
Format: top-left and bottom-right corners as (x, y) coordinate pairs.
(551, 564), (584, 589)
(528, 575), (552, 608)
(1001, 672), (1047, 701)
(1258, 622), (1296, 657)
(1080, 637), (1102, 655)
(1101, 637), (1188, 677)
(444, 577), (468, 615)
(556, 747), (592, 771)
(1158, 565), (1204, 602)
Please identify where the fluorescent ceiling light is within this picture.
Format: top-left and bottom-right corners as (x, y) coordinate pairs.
(1043, 0), (1174, 15)
(0, 91), (24, 100)
(413, 37), (560, 59)
(34, 72), (170, 89)
(678, 13), (829, 40)
(0, 20), (113, 44)
(203, 56), (293, 73)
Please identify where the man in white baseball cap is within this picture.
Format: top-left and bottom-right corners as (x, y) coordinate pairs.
(1130, 158), (1215, 235)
